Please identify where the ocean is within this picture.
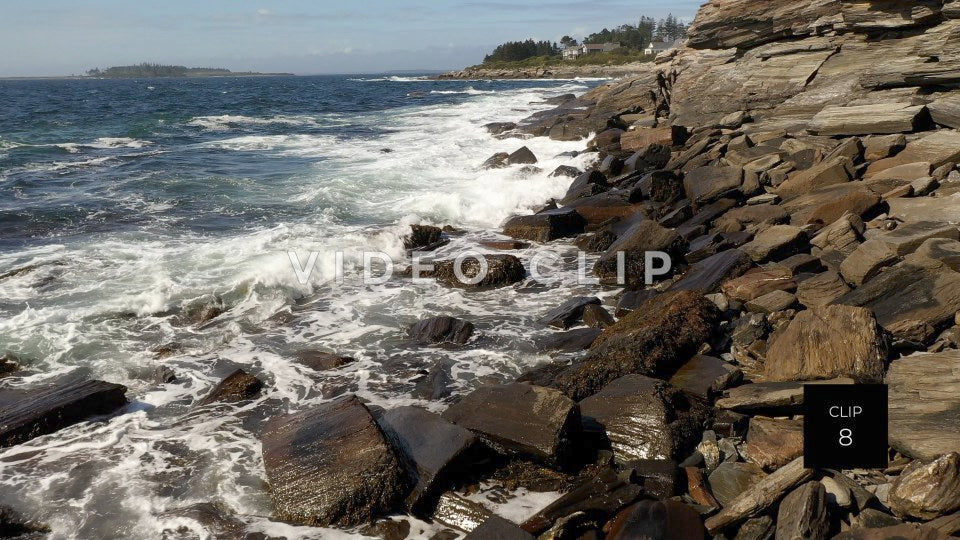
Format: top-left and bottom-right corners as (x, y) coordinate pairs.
(0, 75), (609, 538)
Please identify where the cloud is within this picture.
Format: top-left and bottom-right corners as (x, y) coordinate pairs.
(257, 9), (275, 17)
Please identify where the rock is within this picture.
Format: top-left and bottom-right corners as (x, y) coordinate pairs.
(479, 240), (529, 250)
(722, 267), (796, 302)
(563, 170), (609, 203)
(614, 289), (660, 317)
(889, 453), (960, 520)
(414, 359), (456, 401)
(0, 354), (20, 378)
(520, 466), (643, 535)
(812, 213), (865, 256)
(550, 291), (720, 400)
(590, 128), (625, 153)
(834, 263), (960, 344)
(809, 103), (927, 136)
(594, 220), (685, 286)
(606, 499), (706, 540)
(839, 238), (901, 286)
(870, 162), (934, 184)
(0, 379), (128, 447)
(883, 184), (915, 200)
(431, 492), (492, 533)
(563, 192), (644, 225)
(716, 378), (855, 413)
(704, 457), (813, 534)
(709, 462), (767, 508)
(668, 355), (741, 401)
(376, 406), (476, 512)
(833, 523), (949, 540)
(580, 374), (703, 462)
(484, 122), (517, 135)
(550, 165), (581, 178)
(179, 294), (225, 326)
(740, 225), (807, 263)
(850, 508), (902, 530)
(683, 166), (744, 206)
(886, 351), (960, 460)
(197, 369), (263, 405)
(466, 515), (534, 539)
(628, 459), (681, 499)
(820, 476), (852, 508)
(582, 304), (615, 329)
(913, 238), (960, 271)
(876, 221), (960, 256)
(441, 383), (580, 466)
(482, 152), (509, 169)
(671, 249), (754, 294)
(864, 134), (908, 161)
(503, 208), (587, 242)
(929, 96), (960, 129)
(775, 481), (829, 540)
(796, 271), (851, 308)
(0, 505), (49, 537)
(537, 297), (601, 329)
(764, 305), (886, 383)
(912, 176), (939, 196)
(408, 316), (475, 345)
(296, 350), (354, 371)
(404, 224), (444, 251)
(507, 146), (537, 165)
(360, 519), (411, 540)
(535, 328), (602, 352)
(714, 204), (789, 233)
(260, 395), (408, 526)
(745, 290), (796, 313)
(733, 516), (775, 540)
(744, 417), (804, 471)
(620, 126), (673, 151)
(777, 156), (853, 201)
(432, 254), (525, 289)
(868, 131), (960, 178)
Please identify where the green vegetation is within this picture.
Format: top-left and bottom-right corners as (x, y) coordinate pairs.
(85, 63), (286, 78)
(480, 14), (688, 67)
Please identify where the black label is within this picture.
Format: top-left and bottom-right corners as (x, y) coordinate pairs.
(803, 384), (888, 469)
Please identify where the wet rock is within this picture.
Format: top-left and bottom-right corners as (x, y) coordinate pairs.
(582, 304), (614, 329)
(502, 208), (586, 242)
(708, 462), (767, 508)
(360, 519), (411, 540)
(606, 499), (705, 540)
(432, 254), (525, 289)
(520, 466), (642, 535)
(733, 516), (775, 540)
(482, 152), (509, 169)
(260, 395), (408, 527)
(535, 328), (602, 352)
(775, 481), (829, 540)
(670, 249), (753, 294)
(887, 351), (960, 461)
(833, 523), (949, 540)
(627, 459), (681, 499)
(296, 350), (354, 371)
(809, 103), (927, 136)
(0, 379), (128, 448)
(408, 316), (475, 346)
(889, 453), (960, 520)
(715, 378), (854, 414)
(580, 374), (704, 462)
(562, 170), (609, 203)
(594, 220), (685, 286)
(0, 354), (20, 378)
(0, 504), (49, 537)
(668, 355), (741, 401)
(591, 128), (625, 153)
(154, 365), (177, 384)
(159, 502), (250, 539)
(722, 267), (796, 302)
(404, 224), (445, 251)
(550, 165), (582, 178)
(744, 417), (803, 471)
(839, 238), (900, 286)
(179, 294), (226, 326)
(764, 305), (886, 383)
(479, 240), (529, 250)
(377, 406), (477, 512)
(614, 289), (660, 317)
(507, 146), (537, 165)
(441, 383), (580, 467)
(740, 225), (807, 263)
(683, 166), (744, 206)
(550, 291), (720, 400)
(197, 369), (264, 406)
(413, 359), (455, 401)
(537, 297), (601, 329)
(466, 515), (533, 539)
(484, 122), (517, 135)
(704, 457), (813, 534)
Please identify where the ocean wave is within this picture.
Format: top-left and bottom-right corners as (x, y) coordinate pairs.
(348, 75), (429, 82)
(185, 114), (322, 131)
(202, 134), (338, 155)
(429, 86), (497, 95)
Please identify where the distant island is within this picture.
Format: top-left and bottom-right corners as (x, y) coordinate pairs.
(85, 63), (291, 78)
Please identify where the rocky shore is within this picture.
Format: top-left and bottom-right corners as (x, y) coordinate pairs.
(438, 62), (652, 80)
(5, 0), (960, 538)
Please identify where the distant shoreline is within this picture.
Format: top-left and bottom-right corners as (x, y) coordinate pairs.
(0, 73), (294, 81)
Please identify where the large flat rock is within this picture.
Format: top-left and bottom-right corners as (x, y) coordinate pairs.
(809, 103), (926, 136)
(867, 131), (960, 178)
(260, 396), (408, 526)
(0, 379), (128, 448)
(886, 351), (960, 460)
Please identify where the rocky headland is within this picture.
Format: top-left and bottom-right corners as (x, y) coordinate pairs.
(438, 61), (653, 80)
(4, 0), (960, 538)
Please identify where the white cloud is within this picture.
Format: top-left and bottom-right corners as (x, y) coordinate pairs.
(256, 9), (274, 16)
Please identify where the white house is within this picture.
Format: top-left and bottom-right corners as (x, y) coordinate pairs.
(644, 40), (676, 56)
(562, 46), (583, 60)
(564, 42), (621, 60)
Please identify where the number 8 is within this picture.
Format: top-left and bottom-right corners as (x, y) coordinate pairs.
(839, 428), (853, 447)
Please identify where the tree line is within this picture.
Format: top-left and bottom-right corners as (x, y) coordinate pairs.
(86, 63), (233, 78)
(483, 14), (688, 64)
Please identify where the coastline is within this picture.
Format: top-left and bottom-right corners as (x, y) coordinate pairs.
(437, 61), (653, 80)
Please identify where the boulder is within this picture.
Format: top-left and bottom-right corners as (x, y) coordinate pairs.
(537, 296), (601, 329)
(594, 219), (685, 286)
(722, 267), (796, 302)
(520, 466), (643, 535)
(670, 249), (754, 294)
(775, 481), (830, 540)
(507, 146), (537, 165)
(796, 271), (851, 308)
(913, 238), (960, 271)
(809, 103), (926, 136)
(864, 134), (908, 161)
(432, 254), (525, 289)
(708, 462), (767, 508)
(580, 374), (703, 462)
(404, 224), (444, 251)
(668, 355), (741, 401)
(839, 238), (901, 286)
(408, 316), (475, 346)
(606, 500), (706, 540)
(562, 170), (608, 203)
(484, 122), (517, 135)
(714, 204), (789, 233)
(503, 208), (587, 242)
(811, 213), (865, 257)
(466, 516), (534, 540)
(482, 152), (509, 169)
(869, 162), (933, 182)
(889, 453), (960, 520)
(887, 351), (960, 460)
(550, 165), (581, 178)
(620, 126), (673, 151)
(876, 221), (960, 257)
(740, 225), (807, 263)
(197, 369), (263, 405)
(744, 416), (804, 471)
(590, 128), (625, 153)
(776, 156), (853, 201)
(549, 291), (720, 400)
(582, 303), (615, 328)
(745, 290), (796, 313)
(296, 350), (354, 371)
(867, 131), (960, 177)
(260, 396), (408, 526)
(430, 492), (491, 533)
(683, 166), (744, 206)
(929, 96), (960, 129)
(0, 354), (20, 378)
(764, 305), (886, 383)
(376, 406), (477, 512)
(535, 328), (602, 352)
(441, 383), (580, 466)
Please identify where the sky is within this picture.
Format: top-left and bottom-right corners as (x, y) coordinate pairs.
(0, 1), (703, 77)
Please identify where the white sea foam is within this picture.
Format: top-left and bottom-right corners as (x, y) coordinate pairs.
(185, 114), (323, 131)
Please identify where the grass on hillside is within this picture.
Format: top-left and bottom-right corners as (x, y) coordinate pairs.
(473, 49), (654, 70)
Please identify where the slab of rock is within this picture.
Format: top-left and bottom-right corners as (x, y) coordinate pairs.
(432, 254), (525, 289)
(537, 296), (601, 329)
(715, 378), (854, 413)
(580, 374), (703, 462)
(764, 305), (886, 383)
(408, 316), (474, 346)
(809, 103), (926, 136)
(834, 263), (960, 343)
(594, 219), (685, 286)
(506, 146), (537, 165)
(839, 238), (901, 286)
(740, 225), (807, 263)
(777, 156), (853, 201)
(683, 166), (744, 205)
(868, 131), (960, 177)
(714, 204), (790, 233)
(606, 499), (706, 540)
(377, 406), (476, 512)
(535, 328), (602, 352)
(296, 350), (354, 371)
(796, 271), (851, 308)
(668, 355), (741, 401)
(876, 221), (960, 256)
(708, 462), (768, 508)
(889, 453), (960, 520)
(745, 417), (804, 471)
(441, 383), (579, 466)
(431, 492), (491, 533)
(670, 249), (753, 294)
(929, 96), (960, 129)
(550, 291), (720, 400)
(628, 459), (681, 499)
(811, 213), (865, 257)
(582, 304), (615, 329)
(745, 290), (796, 313)
(620, 126), (673, 151)
(260, 396), (408, 526)
(466, 515), (534, 540)
(503, 208), (586, 242)
(562, 170), (608, 203)
(722, 267), (796, 302)
(870, 162), (934, 183)
(197, 369), (264, 405)
(704, 457), (814, 533)
(864, 134), (908, 161)
(520, 466), (643, 535)
(887, 351), (960, 460)
(775, 481), (829, 540)
(913, 238), (960, 272)
(833, 523), (950, 540)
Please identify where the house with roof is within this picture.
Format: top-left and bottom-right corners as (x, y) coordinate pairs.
(644, 40), (676, 56)
(563, 42), (621, 60)
(562, 46), (583, 60)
